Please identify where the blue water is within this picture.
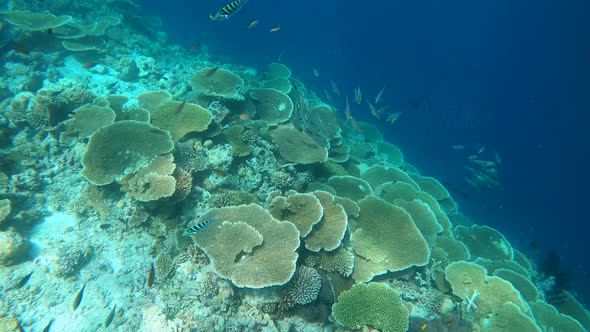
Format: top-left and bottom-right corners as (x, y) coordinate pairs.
(141, 0), (590, 304)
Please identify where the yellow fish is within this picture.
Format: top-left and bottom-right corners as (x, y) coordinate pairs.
(248, 19), (259, 29)
(269, 26), (281, 32)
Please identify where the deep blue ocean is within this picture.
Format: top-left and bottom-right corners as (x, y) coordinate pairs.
(140, 0), (589, 305)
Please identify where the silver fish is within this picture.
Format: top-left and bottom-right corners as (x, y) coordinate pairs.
(184, 216), (220, 235)
(210, 0), (249, 21)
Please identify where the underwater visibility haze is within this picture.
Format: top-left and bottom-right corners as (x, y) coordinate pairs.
(0, 0), (589, 331)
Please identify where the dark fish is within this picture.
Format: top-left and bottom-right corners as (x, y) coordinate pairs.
(104, 305), (116, 328)
(191, 44), (201, 52)
(289, 79), (299, 91)
(173, 101), (186, 114)
(72, 284), (86, 310)
(183, 216), (220, 235)
(204, 67), (219, 77)
(47, 28), (53, 34)
(82, 62), (99, 69)
(13, 47), (30, 55)
(147, 263), (155, 288)
(16, 271), (33, 289)
(213, 169), (227, 177)
(210, 0), (249, 21)
(43, 318), (55, 332)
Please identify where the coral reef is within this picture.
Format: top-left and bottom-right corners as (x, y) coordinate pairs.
(0, 2), (587, 331)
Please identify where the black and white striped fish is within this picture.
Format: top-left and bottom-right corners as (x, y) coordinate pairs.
(183, 216), (220, 235)
(210, 0), (249, 21)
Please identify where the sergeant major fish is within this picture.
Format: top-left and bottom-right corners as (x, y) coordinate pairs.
(210, 0), (249, 21)
(184, 216), (220, 235)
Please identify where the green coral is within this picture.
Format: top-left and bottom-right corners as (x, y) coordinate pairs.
(351, 196), (430, 281)
(304, 191), (348, 252)
(71, 103), (116, 137)
(0, 199), (11, 225)
(190, 68), (245, 99)
(269, 192), (323, 237)
(222, 125), (252, 157)
(361, 165), (420, 191)
(81, 120), (174, 186)
(331, 283), (409, 332)
(444, 261), (529, 321)
(529, 300), (587, 332)
(493, 268), (538, 302)
(149, 101), (212, 142)
(326, 176), (373, 201)
(270, 126), (328, 164)
(305, 247), (354, 277)
(119, 154), (176, 202)
(483, 302), (541, 332)
(249, 88), (293, 125)
(375, 140), (404, 167)
(455, 225), (514, 261)
(0, 10), (72, 31)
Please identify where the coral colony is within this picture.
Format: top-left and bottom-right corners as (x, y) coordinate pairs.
(0, 5), (589, 332)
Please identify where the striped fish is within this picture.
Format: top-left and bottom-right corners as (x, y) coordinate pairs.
(210, 0), (249, 21)
(184, 216), (220, 235)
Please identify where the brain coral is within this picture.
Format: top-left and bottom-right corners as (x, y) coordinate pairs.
(190, 204), (300, 288)
(190, 68), (245, 99)
(351, 196), (430, 280)
(332, 282), (409, 332)
(270, 126), (328, 164)
(81, 120), (174, 186)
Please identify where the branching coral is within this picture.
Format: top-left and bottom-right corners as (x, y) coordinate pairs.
(285, 265), (322, 305)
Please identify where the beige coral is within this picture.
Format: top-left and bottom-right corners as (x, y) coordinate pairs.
(190, 68), (245, 99)
(190, 204), (300, 288)
(120, 154), (176, 202)
(303, 190), (348, 252)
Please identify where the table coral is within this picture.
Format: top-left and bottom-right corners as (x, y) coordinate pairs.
(81, 120), (174, 186)
(190, 204), (300, 288)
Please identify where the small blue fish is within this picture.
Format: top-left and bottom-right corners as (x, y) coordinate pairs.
(184, 216), (220, 235)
